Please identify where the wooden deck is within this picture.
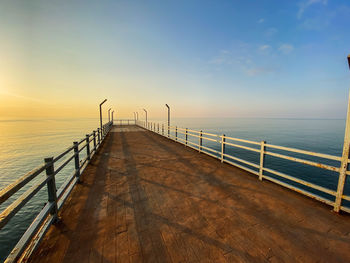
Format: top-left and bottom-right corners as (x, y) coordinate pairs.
(30, 125), (350, 263)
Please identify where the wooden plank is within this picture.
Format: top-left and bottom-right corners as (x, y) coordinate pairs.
(27, 127), (350, 263)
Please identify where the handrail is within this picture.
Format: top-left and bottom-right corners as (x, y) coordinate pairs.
(0, 120), (113, 262)
(137, 120), (349, 214)
(265, 143), (341, 161)
(115, 119), (136, 126)
(0, 164), (47, 205)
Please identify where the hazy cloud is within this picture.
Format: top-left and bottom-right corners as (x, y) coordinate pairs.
(208, 50), (232, 65)
(245, 67), (275, 76)
(208, 42), (277, 76)
(297, 0), (328, 19)
(259, 45), (271, 51)
(278, 44), (294, 54)
(258, 18), (265, 23)
(264, 27), (278, 37)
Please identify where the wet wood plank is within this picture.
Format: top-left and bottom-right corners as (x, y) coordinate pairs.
(30, 126), (350, 263)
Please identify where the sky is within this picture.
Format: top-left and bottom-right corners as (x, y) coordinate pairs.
(0, 0), (350, 120)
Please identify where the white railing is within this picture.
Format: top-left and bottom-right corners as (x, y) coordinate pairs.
(137, 120), (350, 214)
(114, 119), (136, 126)
(0, 121), (113, 262)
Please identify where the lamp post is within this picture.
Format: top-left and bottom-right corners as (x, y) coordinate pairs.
(108, 108), (111, 122)
(334, 54), (350, 212)
(99, 99), (107, 131)
(111, 111), (114, 123)
(165, 104), (170, 137)
(143, 109), (147, 125)
(136, 112), (138, 120)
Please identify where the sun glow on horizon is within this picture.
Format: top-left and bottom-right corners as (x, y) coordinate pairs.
(0, 0), (349, 120)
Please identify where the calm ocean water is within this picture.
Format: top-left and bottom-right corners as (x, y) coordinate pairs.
(0, 117), (349, 260)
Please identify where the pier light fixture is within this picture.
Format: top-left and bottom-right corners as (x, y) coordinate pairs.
(165, 104), (170, 137)
(99, 99), (107, 131)
(143, 109), (148, 123)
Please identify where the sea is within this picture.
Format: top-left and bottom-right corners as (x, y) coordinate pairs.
(1, 117), (350, 261)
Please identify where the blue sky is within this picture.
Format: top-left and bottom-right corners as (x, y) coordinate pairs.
(0, 0), (350, 119)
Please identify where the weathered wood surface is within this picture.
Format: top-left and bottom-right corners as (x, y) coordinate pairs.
(30, 125), (350, 263)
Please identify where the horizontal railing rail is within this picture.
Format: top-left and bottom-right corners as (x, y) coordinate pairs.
(115, 119), (136, 125)
(137, 120), (350, 214)
(0, 121), (113, 262)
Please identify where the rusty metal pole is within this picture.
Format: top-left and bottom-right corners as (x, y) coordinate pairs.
(86, 135), (91, 160)
(221, 134), (225, 163)
(334, 56), (350, 212)
(99, 99), (107, 132)
(44, 157), (58, 221)
(199, 130), (202, 152)
(166, 104), (170, 137)
(176, 126), (178, 141)
(334, 74), (350, 212)
(108, 108), (111, 122)
(186, 128), (188, 146)
(97, 128), (101, 145)
(93, 131), (97, 152)
(259, 141), (266, 181)
(73, 142), (81, 182)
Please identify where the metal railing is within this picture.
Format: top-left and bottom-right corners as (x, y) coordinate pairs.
(137, 120), (350, 214)
(115, 119), (136, 126)
(0, 121), (113, 262)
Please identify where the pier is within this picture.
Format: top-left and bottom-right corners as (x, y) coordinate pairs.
(1, 119), (350, 262)
(25, 125), (350, 262)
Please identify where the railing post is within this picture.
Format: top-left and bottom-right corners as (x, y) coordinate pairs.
(158, 123), (159, 133)
(176, 126), (178, 141)
(44, 157), (58, 221)
(259, 141), (266, 181)
(86, 135), (90, 160)
(162, 124), (164, 135)
(334, 91), (350, 212)
(221, 134), (225, 163)
(93, 130), (97, 151)
(73, 141), (81, 182)
(185, 128), (188, 146)
(199, 130), (202, 152)
(97, 128), (101, 145)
